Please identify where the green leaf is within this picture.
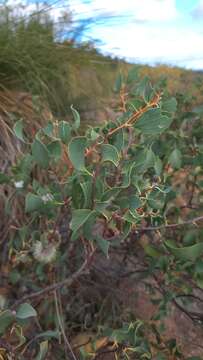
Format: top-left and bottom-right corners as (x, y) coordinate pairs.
(68, 137), (87, 171)
(155, 354), (167, 360)
(136, 76), (154, 103)
(35, 330), (59, 340)
(147, 189), (165, 210)
(89, 128), (100, 142)
(168, 148), (182, 169)
(123, 210), (141, 224)
(143, 244), (161, 258)
(162, 97), (177, 113)
(70, 209), (96, 240)
(94, 201), (109, 213)
(145, 148), (156, 169)
(43, 122), (53, 137)
(195, 259), (203, 274)
(72, 181), (85, 209)
(111, 129), (124, 152)
(0, 172), (10, 184)
(58, 121), (71, 144)
(25, 193), (44, 213)
(32, 139), (50, 169)
(80, 181), (92, 208)
(16, 303), (37, 319)
(164, 240), (203, 261)
(70, 209), (95, 232)
(0, 310), (15, 335)
(154, 157), (163, 176)
(143, 80), (154, 103)
(47, 140), (61, 161)
(101, 144), (120, 166)
(101, 188), (121, 202)
(121, 162), (135, 188)
(71, 105), (80, 130)
(13, 119), (26, 142)
(95, 236), (110, 257)
(116, 195), (141, 211)
(193, 105), (203, 114)
(135, 109), (173, 135)
(119, 222), (131, 243)
(35, 340), (48, 360)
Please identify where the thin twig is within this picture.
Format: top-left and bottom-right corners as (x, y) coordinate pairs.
(54, 290), (78, 360)
(136, 215), (203, 232)
(107, 92), (162, 137)
(11, 255), (92, 308)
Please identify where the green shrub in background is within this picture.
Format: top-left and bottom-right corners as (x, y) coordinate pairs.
(0, 1), (120, 117)
(0, 67), (203, 359)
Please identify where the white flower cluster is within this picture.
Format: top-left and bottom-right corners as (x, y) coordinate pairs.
(14, 180), (24, 189)
(33, 241), (57, 264)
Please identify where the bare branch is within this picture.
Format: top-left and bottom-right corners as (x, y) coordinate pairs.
(11, 255), (92, 308)
(136, 215), (203, 232)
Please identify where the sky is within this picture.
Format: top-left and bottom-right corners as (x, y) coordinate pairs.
(5, 0), (203, 70)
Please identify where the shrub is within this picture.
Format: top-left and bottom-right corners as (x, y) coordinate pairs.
(0, 68), (203, 359)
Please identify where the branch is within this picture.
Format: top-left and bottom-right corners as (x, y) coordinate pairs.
(54, 290), (78, 360)
(136, 215), (203, 232)
(107, 92), (162, 137)
(11, 256), (92, 309)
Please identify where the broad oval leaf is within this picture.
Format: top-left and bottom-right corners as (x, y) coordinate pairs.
(68, 137), (87, 171)
(147, 189), (165, 210)
(80, 181), (92, 208)
(47, 140), (61, 161)
(58, 121), (71, 144)
(25, 193), (44, 213)
(13, 119), (26, 143)
(43, 122), (54, 137)
(0, 310), (15, 335)
(164, 240), (203, 261)
(168, 148), (182, 169)
(16, 303), (37, 319)
(135, 109), (173, 135)
(161, 97), (177, 113)
(143, 244), (162, 258)
(154, 157), (163, 176)
(31, 139), (50, 169)
(70, 209), (96, 241)
(101, 144), (120, 166)
(95, 235), (110, 257)
(101, 187), (121, 202)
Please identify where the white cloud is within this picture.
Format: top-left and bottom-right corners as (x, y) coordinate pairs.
(69, 0), (203, 69)
(191, 0), (203, 19)
(70, 0), (179, 23)
(94, 22), (203, 69)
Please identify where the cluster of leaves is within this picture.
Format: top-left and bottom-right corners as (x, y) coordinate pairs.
(0, 67), (203, 359)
